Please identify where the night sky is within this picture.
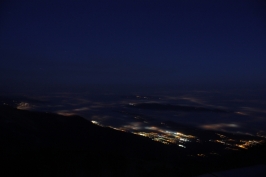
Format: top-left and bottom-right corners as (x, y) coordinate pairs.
(1, 0), (266, 93)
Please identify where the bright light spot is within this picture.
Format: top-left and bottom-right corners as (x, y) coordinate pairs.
(179, 144), (186, 148)
(200, 123), (239, 130)
(17, 102), (31, 110)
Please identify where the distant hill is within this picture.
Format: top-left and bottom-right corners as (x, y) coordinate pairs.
(128, 102), (229, 112)
(1, 105), (265, 177)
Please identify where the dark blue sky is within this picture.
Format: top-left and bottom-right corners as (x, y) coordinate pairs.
(1, 0), (266, 93)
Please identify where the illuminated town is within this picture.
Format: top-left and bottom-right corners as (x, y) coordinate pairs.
(91, 120), (265, 153)
(210, 133), (265, 150)
(91, 120), (196, 148)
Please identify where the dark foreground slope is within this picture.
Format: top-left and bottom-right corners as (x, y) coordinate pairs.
(1, 105), (265, 177)
(0, 105), (188, 177)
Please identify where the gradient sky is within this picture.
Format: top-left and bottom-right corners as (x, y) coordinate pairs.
(1, 0), (266, 93)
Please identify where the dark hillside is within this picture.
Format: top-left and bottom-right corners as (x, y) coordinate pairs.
(1, 105), (265, 177)
(0, 105), (187, 176)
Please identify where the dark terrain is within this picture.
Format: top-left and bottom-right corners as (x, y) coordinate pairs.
(1, 105), (266, 177)
(128, 103), (229, 112)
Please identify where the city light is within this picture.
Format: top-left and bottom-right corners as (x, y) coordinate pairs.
(91, 120), (265, 150)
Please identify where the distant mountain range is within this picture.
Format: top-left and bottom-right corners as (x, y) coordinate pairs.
(128, 102), (229, 112)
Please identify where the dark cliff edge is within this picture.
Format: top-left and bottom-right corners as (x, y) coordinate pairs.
(1, 105), (265, 177)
